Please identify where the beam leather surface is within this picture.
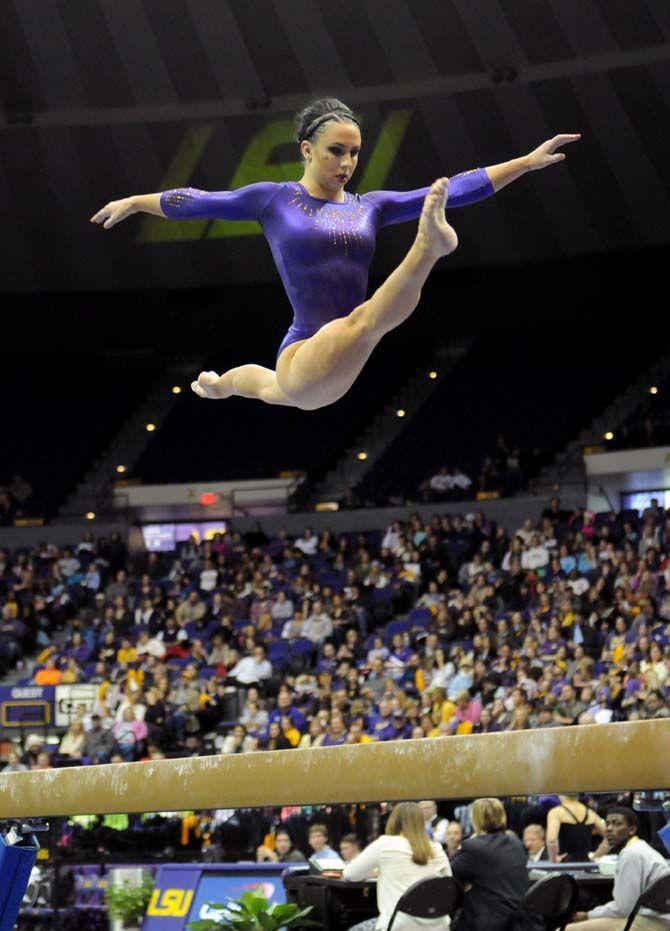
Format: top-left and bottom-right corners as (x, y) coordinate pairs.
(0, 720), (667, 818)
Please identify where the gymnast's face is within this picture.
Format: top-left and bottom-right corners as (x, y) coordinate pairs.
(301, 121), (361, 196)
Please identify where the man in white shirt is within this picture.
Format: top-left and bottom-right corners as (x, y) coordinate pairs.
(382, 522), (403, 552)
(228, 645), (273, 686)
(135, 630), (167, 660)
(199, 559), (219, 592)
(57, 548), (81, 578)
(272, 590), (294, 622)
(295, 528), (318, 556)
(521, 534), (550, 571)
(515, 519), (535, 547)
(567, 806), (670, 931)
(302, 601), (333, 644)
(568, 575), (591, 596)
(429, 467), (454, 496)
(451, 467), (472, 492)
(419, 800), (449, 845)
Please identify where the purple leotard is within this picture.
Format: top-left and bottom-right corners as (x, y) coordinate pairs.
(160, 170), (494, 359)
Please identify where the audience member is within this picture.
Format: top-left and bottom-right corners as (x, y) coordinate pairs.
(445, 821), (463, 860)
(451, 798), (533, 931)
(256, 828), (306, 863)
(546, 794), (606, 862)
(419, 800), (448, 845)
(567, 807), (670, 931)
(343, 801), (451, 931)
(340, 833), (362, 862)
(522, 824), (548, 862)
(309, 824), (339, 861)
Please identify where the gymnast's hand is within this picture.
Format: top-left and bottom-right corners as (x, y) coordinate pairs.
(90, 197), (138, 229)
(526, 134), (581, 171)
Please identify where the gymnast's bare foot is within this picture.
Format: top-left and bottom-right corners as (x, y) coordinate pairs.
(416, 177), (458, 259)
(191, 371), (232, 399)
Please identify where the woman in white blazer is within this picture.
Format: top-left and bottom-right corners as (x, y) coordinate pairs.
(343, 801), (452, 931)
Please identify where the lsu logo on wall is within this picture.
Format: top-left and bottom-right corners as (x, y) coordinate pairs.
(139, 109), (413, 244)
(146, 887), (194, 918)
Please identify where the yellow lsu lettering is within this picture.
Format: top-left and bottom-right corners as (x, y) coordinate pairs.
(139, 109), (412, 244)
(147, 888), (194, 918)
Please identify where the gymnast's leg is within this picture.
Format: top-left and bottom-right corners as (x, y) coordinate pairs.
(191, 364), (293, 406)
(193, 178), (456, 411)
(276, 177), (457, 411)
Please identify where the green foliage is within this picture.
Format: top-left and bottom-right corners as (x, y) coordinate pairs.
(105, 877), (155, 927)
(186, 887), (320, 931)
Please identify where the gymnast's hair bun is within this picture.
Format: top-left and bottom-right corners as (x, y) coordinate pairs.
(294, 97), (359, 148)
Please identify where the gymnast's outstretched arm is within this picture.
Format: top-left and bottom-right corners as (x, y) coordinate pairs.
(90, 181), (280, 229)
(366, 133), (581, 228)
(486, 133), (581, 190)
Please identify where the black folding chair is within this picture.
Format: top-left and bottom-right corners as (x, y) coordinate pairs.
(622, 873), (670, 931)
(523, 873), (580, 931)
(386, 876), (464, 931)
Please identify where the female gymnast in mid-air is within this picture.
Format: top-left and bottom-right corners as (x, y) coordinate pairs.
(92, 98), (579, 411)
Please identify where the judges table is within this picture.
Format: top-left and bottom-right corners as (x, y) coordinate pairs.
(283, 864), (614, 931)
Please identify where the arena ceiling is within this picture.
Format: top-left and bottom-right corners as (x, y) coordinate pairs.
(2, 0), (670, 292)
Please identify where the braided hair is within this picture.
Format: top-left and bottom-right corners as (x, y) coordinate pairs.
(294, 97), (360, 158)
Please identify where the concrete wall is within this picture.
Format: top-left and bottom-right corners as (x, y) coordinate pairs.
(230, 493), (586, 537)
(0, 521), (127, 551)
(0, 493), (586, 553)
(585, 446), (670, 512)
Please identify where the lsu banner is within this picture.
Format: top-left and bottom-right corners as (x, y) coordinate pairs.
(143, 863), (289, 930)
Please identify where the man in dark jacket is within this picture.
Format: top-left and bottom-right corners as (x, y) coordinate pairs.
(82, 714), (117, 763)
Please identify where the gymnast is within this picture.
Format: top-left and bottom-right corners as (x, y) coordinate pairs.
(91, 97), (579, 411)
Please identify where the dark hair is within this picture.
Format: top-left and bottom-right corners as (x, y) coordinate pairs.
(340, 833), (360, 847)
(606, 806), (638, 830)
(275, 828), (292, 841)
(295, 97), (359, 154)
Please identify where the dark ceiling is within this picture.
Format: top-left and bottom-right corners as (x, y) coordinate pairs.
(2, 0), (670, 292)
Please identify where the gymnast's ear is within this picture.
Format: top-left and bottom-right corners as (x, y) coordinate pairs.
(300, 139), (313, 162)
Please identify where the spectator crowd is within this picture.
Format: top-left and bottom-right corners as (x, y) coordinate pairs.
(2, 499), (670, 758)
(1, 497), (670, 857)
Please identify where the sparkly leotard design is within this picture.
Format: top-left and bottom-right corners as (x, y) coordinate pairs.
(161, 170), (495, 358)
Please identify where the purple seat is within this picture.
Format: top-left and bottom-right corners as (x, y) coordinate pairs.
(409, 608), (431, 629)
(386, 619), (410, 638)
(290, 638), (314, 656)
(372, 587), (394, 603)
(268, 641), (290, 659)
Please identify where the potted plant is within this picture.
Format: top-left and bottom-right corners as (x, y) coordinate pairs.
(186, 888), (319, 931)
(105, 875), (155, 930)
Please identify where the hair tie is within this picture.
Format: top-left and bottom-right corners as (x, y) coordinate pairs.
(301, 111), (359, 142)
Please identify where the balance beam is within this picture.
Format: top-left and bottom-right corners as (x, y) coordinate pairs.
(0, 720), (668, 819)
